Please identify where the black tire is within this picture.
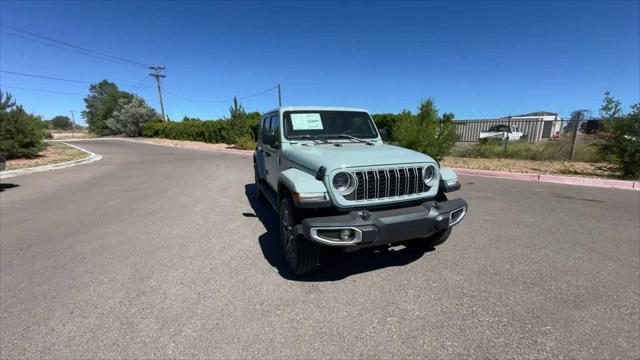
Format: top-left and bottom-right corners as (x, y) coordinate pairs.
(279, 196), (320, 275)
(254, 162), (265, 200)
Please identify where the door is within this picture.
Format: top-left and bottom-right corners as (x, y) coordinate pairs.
(264, 114), (280, 190)
(541, 121), (553, 138)
(255, 115), (269, 180)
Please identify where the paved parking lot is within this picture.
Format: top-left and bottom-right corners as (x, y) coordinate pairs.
(1, 139), (638, 358)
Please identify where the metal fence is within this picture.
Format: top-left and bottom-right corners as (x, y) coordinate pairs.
(454, 117), (567, 143)
(454, 115), (608, 161)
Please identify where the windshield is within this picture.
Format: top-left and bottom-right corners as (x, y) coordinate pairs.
(283, 111), (378, 140)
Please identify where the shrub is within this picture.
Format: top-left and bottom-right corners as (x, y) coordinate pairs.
(105, 96), (160, 136)
(454, 138), (605, 163)
(392, 99), (457, 160)
(0, 106), (47, 159)
(49, 115), (73, 130)
(600, 105), (640, 178)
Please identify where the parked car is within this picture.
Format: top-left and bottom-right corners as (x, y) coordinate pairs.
(254, 106), (467, 274)
(579, 120), (602, 134)
(479, 124), (524, 141)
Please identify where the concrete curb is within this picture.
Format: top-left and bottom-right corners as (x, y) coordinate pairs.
(62, 137), (254, 156)
(0, 142), (103, 179)
(452, 167), (638, 191)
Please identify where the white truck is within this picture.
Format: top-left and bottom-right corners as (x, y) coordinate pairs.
(479, 124), (524, 141)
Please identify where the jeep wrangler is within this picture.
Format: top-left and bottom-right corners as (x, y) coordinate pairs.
(254, 106), (467, 274)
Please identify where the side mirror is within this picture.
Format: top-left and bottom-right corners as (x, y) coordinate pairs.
(262, 130), (277, 146)
(379, 128), (389, 141)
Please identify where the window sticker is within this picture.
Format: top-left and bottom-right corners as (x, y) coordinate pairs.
(291, 113), (323, 130)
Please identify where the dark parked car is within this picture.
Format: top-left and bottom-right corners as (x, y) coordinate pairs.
(579, 120), (602, 134)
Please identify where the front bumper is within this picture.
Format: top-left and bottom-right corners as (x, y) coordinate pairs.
(298, 198), (467, 247)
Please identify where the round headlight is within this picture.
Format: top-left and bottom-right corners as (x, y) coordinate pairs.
(423, 165), (437, 185)
(332, 172), (352, 193)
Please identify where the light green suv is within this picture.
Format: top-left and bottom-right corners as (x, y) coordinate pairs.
(254, 106), (467, 275)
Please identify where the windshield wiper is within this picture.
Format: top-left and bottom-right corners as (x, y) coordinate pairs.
(333, 133), (374, 146)
(289, 134), (333, 144)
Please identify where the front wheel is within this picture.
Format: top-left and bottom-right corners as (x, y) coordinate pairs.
(279, 196), (320, 275)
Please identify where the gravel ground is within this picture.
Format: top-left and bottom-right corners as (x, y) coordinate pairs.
(1, 139), (638, 359)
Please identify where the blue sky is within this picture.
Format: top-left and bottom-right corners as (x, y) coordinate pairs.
(1, 1), (638, 125)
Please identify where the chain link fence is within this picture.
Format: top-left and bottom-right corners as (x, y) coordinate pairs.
(454, 113), (606, 161)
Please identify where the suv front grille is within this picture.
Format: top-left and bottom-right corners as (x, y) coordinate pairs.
(343, 166), (430, 201)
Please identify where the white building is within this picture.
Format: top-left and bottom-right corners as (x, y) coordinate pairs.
(454, 111), (563, 143)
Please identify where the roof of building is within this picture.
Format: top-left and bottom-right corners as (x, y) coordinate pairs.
(513, 111), (558, 117)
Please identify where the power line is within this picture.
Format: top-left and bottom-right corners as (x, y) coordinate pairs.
(239, 86), (279, 100)
(0, 85), (85, 96)
(0, 70), (152, 89)
(1, 25), (150, 68)
(166, 85), (278, 104)
(1, 31), (137, 66)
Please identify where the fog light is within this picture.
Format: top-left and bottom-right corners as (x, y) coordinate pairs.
(340, 229), (354, 241)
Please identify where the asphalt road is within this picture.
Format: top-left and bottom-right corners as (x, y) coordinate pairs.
(1, 139), (639, 359)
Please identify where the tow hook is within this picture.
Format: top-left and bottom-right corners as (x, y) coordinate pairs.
(433, 202), (440, 209)
(359, 211), (370, 220)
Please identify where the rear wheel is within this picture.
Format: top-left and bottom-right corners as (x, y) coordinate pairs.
(279, 196), (320, 275)
(254, 162), (265, 200)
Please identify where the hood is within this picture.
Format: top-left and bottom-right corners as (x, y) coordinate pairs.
(283, 142), (435, 172)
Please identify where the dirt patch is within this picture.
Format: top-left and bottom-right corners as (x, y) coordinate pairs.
(441, 156), (622, 179)
(51, 130), (93, 140)
(135, 138), (245, 151)
(5, 142), (88, 171)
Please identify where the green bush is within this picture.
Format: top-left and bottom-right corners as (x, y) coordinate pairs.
(392, 99), (457, 161)
(0, 106), (47, 159)
(600, 105), (640, 178)
(142, 118), (255, 148)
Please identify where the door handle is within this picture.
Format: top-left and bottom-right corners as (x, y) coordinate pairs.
(265, 152), (271, 157)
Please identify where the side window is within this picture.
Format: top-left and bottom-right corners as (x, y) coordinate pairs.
(259, 116), (269, 141)
(270, 115), (280, 142)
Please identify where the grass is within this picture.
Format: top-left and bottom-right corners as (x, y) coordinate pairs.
(451, 137), (606, 163)
(441, 156), (621, 179)
(5, 142), (87, 171)
(441, 136), (633, 179)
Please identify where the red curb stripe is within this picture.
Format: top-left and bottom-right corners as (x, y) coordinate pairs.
(451, 167), (637, 190)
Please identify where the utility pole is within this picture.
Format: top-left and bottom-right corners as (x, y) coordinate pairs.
(278, 83), (282, 107)
(69, 110), (76, 139)
(504, 114), (511, 154)
(149, 66), (166, 122)
(568, 110), (584, 160)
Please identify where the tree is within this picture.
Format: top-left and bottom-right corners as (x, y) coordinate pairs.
(0, 91), (16, 111)
(392, 99), (457, 160)
(600, 91), (623, 120)
(0, 105), (46, 159)
(228, 96), (246, 120)
(49, 115), (73, 130)
(82, 80), (133, 136)
(599, 92), (640, 178)
(105, 96), (160, 136)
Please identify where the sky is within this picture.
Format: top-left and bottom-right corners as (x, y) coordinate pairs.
(0, 0), (638, 125)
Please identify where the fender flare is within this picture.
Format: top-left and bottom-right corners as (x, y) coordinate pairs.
(278, 168), (331, 208)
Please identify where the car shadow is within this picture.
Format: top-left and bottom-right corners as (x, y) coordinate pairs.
(0, 183), (20, 192)
(244, 184), (431, 282)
